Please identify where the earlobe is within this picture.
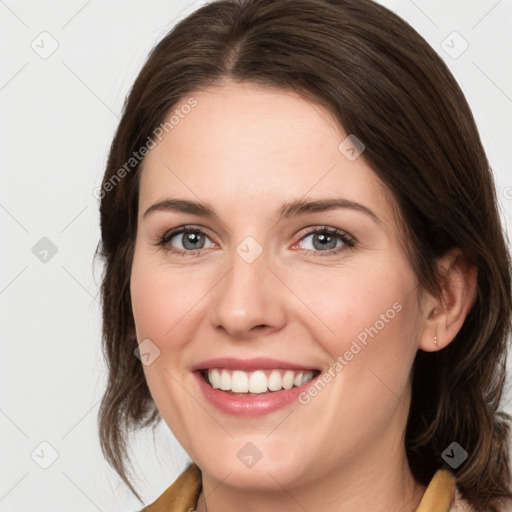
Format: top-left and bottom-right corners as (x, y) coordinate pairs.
(418, 248), (478, 353)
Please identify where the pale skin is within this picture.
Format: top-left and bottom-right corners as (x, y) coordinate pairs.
(130, 80), (477, 512)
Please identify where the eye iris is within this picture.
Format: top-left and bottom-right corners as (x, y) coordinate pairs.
(183, 231), (204, 250)
(313, 232), (337, 251)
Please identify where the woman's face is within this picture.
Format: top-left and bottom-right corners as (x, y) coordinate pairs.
(130, 81), (429, 490)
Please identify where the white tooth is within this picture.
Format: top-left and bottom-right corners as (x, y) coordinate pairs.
(207, 368), (314, 393)
(268, 370), (284, 391)
(219, 370), (231, 390)
(231, 370), (249, 392)
(248, 371), (268, 393)
(208, 369), (221, 389)
(301, 370), (314, 385)
(282, 370), (295, 389)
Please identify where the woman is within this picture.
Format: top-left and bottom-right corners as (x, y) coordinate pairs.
(95, 0), (512, 511)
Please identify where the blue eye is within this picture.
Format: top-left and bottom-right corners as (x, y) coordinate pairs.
(158, 227), (215, 256)
(157, 225), (356, 257)
(295, 227), (355, 255)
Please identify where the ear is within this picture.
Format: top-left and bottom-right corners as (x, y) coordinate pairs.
(418, 248), (478, 353)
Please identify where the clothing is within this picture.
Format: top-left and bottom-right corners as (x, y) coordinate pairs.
(141, 462), (474, 511)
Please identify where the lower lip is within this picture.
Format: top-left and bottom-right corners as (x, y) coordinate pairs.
(194, 371), (318, 417)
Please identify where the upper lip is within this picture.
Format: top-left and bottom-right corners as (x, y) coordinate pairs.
(191, 357), (320, 372)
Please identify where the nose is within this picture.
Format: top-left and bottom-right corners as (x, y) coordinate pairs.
(209, 245), (287, 339)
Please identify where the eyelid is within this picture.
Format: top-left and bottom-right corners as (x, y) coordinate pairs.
(294, 224), (353, 242)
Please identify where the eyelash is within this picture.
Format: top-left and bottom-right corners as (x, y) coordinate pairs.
(156, 225), (356, 258)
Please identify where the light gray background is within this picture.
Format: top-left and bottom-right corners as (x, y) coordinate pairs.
(1, 0), (511, 510)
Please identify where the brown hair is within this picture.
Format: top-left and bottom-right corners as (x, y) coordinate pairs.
(95, 0), (512, 509)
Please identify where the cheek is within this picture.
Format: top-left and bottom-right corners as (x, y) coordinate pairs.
(303, 265), (412, 331)
(296, 260), (419, 375)
(130, 255), (204, 344)
(130, 255), (200, 439)
(130, 273), (167, 342)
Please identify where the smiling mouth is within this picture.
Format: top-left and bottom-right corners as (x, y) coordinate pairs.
(198, 368), (321, 395)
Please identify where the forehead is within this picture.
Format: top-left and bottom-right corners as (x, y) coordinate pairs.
(138, 81), (393, 223)
(143, 81), (342, 168)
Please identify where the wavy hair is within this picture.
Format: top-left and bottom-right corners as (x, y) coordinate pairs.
(96, 0), (512, 509)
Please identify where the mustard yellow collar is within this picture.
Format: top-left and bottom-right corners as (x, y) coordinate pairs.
(415, 469), (456, 511)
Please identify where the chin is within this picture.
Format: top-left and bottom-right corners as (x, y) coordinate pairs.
(193, 448), (311, 491)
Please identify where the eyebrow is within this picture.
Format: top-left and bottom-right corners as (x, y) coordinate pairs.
(143, 197), (380, 224)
